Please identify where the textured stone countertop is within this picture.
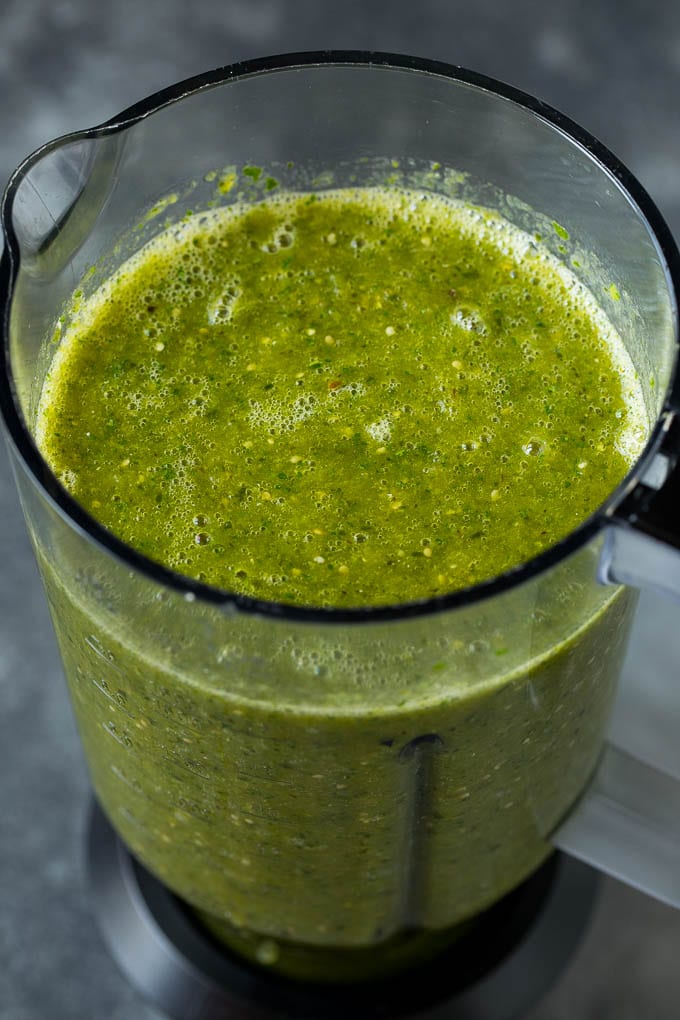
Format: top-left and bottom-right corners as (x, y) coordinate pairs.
(1, 2), (680, 1018)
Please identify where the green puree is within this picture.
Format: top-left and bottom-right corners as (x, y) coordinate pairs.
(35, 187), (646, 981)
(38, 189), (643, 606)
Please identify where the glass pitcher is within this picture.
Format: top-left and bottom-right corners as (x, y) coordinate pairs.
(2, 52), (680, 983)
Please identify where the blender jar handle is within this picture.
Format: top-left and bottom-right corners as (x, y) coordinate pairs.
(598, 409), (680, 604)
(553, 407), (680, 907)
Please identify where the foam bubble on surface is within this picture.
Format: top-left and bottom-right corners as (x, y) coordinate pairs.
(207, 280), (241, 324)
(365, 417), (392, 443)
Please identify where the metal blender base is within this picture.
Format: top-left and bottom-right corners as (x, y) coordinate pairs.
(87, 800), (598, 1020)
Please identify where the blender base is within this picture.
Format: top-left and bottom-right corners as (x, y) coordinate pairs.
(87, 800), (598, 1020)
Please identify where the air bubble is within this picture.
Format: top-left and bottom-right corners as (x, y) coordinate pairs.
(450, 306), (488, 334)
(207, 280), (241, 324)
(263, 228), (296, 253)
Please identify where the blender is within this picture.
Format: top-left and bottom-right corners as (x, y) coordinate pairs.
(2, 52), (680, 1019)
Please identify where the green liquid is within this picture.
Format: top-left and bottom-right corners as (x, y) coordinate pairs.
(38, 188), (644, 606)
(34, 186), (645, 980)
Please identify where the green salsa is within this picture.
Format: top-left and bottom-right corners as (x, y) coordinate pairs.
(38, 188), (644, 606)
(34, 186), (646, 980)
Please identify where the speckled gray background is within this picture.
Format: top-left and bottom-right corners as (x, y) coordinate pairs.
(1, 2), (680, 1018)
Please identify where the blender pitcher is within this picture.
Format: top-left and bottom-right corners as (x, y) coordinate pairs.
(2, 52), (680, 983)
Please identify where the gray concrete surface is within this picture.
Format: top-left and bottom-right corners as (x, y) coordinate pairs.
(1, 1), (680, 1018)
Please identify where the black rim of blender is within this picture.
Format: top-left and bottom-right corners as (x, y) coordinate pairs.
(1, 50), (679, 625)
